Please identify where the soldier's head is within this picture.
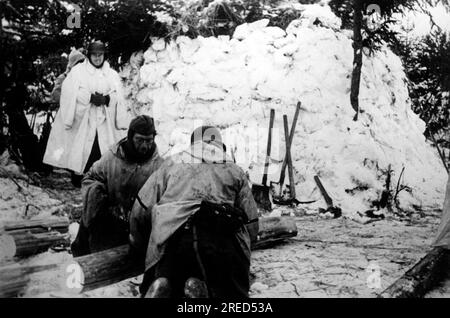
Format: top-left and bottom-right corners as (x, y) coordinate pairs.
(87, 40), (106, 68)
(128, 115), (156, 156)
(190, 125), (226, 152)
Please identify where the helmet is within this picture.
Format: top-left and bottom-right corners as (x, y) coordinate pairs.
(87, 40), (106, 55)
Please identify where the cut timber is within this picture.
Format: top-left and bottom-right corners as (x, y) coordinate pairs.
(0, 216), (297, 297)
(0, 217), (70, 260)
(380, 247), (450, 298)
(0, 230), (70, 261)
(0, 217), (70, 234)
(74, 245), (144, 292)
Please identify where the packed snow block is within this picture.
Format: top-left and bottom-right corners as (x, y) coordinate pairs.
(176, 36), (201, 63)
(284, 3), (341, 30)
(233, 19), (270, 41)
(143, 49), (157, 64)
(189, 85), (227, 102)
(120, 9), (448, 218)
(151, 38), (166, 51)
(264, 27), (286, 40)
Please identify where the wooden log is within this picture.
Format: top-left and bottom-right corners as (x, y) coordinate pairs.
(0, 216), (297, 296)
(74, 245), (143, 292)
(76, 216), (297, 292)
(0, 217), (70, 234)
(380, 247), (450, 298)
(0, 230), (70, 261)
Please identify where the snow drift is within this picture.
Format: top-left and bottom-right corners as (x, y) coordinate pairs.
(120, 4), (447, 218)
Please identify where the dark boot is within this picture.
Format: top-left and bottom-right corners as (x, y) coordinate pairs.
(184, 277), (208, 298)
(145, 277), (171, 298)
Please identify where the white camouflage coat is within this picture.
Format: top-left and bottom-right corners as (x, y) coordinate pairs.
(43, 60), (129, 173)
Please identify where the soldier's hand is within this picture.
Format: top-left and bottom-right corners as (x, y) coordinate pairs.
(104, 94), (110, 107)
(90, 93), (106, 106)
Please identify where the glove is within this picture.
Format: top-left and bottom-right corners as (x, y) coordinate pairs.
(90, 93), (107, 106)
(104, 94), (110, 107)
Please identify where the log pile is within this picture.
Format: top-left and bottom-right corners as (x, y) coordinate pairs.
(0, 216), (298, 297)
(0, 217), (70, 261)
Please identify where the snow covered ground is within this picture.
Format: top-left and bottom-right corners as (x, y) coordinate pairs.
(13, 208), (442, 298)
(0, 153), (68, 223)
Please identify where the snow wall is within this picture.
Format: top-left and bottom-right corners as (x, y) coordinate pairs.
(120, 4), (447, 218)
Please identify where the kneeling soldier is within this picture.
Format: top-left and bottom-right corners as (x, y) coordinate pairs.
(129, 125), (259, 298)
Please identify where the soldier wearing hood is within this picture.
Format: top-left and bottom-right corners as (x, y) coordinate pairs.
(50, 49), (85, 104)
(129, 125), (259, 298)
(71, 115), (163, 256)
(43, 41), (129, 187)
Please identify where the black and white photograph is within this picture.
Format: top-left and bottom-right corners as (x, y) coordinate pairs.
(0, 0), (449, 302)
